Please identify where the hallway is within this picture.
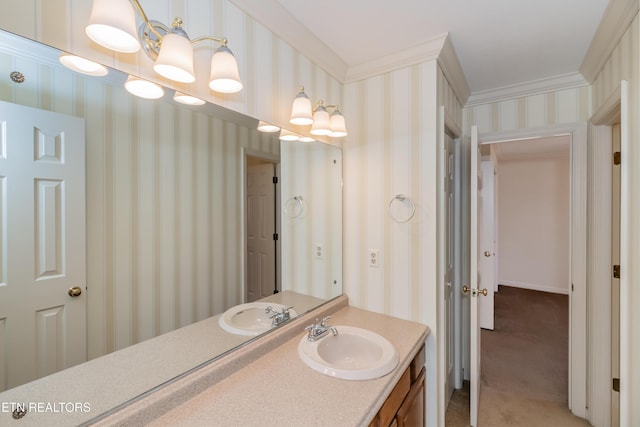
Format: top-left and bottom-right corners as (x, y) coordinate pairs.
(446, 286), (591, 426)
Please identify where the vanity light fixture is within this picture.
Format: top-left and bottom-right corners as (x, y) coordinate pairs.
(124, 75), (164, 99)
(257, 121), (280, 132)
(289, 87), (348, 137)
(173, 91), (206, 106)
(58, 53), (108, 76)
(85, 0), (243, 93)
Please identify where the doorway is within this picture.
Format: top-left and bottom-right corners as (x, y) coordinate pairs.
(453, 123), (589, 426)
(245, 155), (279, 302)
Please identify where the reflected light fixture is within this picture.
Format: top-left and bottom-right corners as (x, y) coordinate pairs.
(173, 91), (206, 106)
(279, 129), (300, 141)
(59, 53), (108, 76)
(85, 0), (242, 93)
(124, 75), (164, 99)
(289, 87), (347, 138)
(257, 121), (280, 132)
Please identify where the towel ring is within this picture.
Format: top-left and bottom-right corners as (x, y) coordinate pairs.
(284, 196), (304, 218)
(388, 194), (415, 223)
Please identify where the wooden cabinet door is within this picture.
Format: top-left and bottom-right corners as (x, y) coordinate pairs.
(396, 368), (425, 427)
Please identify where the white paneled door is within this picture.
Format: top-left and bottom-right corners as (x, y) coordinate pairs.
(469, 125), (483, 426)
(0, 100), (86, 391)
(478, 158), (495, 330)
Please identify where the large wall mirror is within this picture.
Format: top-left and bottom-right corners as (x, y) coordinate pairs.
(0, 29), (342, 422)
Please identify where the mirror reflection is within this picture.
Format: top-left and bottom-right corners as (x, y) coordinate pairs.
(0, 29), (342, 420)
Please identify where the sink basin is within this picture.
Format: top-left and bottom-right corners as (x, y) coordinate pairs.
(218, 302), (297, 336)
(297, 326), (399, 380)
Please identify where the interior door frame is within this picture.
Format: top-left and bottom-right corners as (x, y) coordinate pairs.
(241, 148), (281, 302)
(474, 122), (588, 418)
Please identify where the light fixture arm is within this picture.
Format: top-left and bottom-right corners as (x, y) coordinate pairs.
(191, 36), (228, 46)
(130, 0), (164, 41)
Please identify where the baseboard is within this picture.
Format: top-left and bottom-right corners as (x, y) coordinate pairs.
(498, 281), (569, 295)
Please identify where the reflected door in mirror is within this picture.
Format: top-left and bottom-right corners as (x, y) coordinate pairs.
(0, 101), (87, 391)
(246, 159), (277, 301)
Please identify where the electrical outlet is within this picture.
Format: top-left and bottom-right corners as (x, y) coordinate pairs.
(314, 243), (324, 259)
(368, 249), (379, 267)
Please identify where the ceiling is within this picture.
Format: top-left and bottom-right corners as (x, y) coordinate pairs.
(239, 0), (610, 95)
(492, 136), (571, 161)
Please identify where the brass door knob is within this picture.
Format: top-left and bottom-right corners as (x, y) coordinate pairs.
(479, 288), (488, 296)
(462, 285), (470, 294)
(484, 251), (491, 257)
(68, 286), (82, 297)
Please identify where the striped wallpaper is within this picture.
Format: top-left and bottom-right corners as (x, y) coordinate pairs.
(590, 14), (640, 426)
(0, 0), (343, 134)
(0, 46), (280, 359)
(280, 140), (343, 300)
(342, 60), (463, 427)
(464, 85), (591, 134)
(0, 0), (343, 360)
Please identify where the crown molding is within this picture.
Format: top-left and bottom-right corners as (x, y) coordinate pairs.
(437, 35), (471, 105)
(465, 72), (588, 107)
(228, 0), (348, 83)
(580, 0), (639, 83)
(344, 33), (446, 83)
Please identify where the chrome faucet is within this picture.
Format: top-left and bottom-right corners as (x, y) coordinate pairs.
(265, 305), (293, 327)
(304, 316), (338, 342)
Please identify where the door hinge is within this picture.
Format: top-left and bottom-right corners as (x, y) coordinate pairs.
(273, 233), (278, 241)
(613, 151), (621, 166)
(272, 176), (278, 184)
(613, 265), (620, 279)
(613, 378), (620, 392)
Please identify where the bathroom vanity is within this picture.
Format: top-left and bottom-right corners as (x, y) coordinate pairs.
(93, 295), (429, 426)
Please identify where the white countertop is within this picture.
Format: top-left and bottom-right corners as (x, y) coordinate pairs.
(146, 305), (429, 427)
(0, 291), (326, 426)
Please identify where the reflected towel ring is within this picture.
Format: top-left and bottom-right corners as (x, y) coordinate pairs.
(284, 196), (304, 218)
(388, 194), (415, 223)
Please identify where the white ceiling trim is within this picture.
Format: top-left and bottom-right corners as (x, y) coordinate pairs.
(228, 0), (348, 82)
(580, 0), (639, 83)
(344, 33), (446, 83)
(465, 72), (588, 107)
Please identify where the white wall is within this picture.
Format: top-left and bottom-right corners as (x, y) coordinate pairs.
(496, 153), (570, 294)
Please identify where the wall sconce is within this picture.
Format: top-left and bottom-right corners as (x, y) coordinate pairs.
(288, 87), (347, 138)
(85, 0), (243, 94)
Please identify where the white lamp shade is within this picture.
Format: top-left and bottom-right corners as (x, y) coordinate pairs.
(329, 110), (348, 137)
(209, 46), (243, 93)
(257, 121), (280, 132)
(279, 129), (300, 141)
(173, 91), (205, 105)
(124, 75), (164, 99)
(310, 107), (331, 135)
(290, 90), (313, 125)
(154, 32), (196, 83)
(85, 0), (140, 53)
(59, 53), (108, 76)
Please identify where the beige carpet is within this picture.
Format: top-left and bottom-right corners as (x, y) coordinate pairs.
(445, 286), (591, 427)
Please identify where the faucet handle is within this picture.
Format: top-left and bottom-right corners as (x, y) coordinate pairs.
(320, 316), (331, 327)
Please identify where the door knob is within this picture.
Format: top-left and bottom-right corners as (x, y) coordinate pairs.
(484, 251), (491, 257)
(462, 286), (487, 297)
(68, 286), (82, 297)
